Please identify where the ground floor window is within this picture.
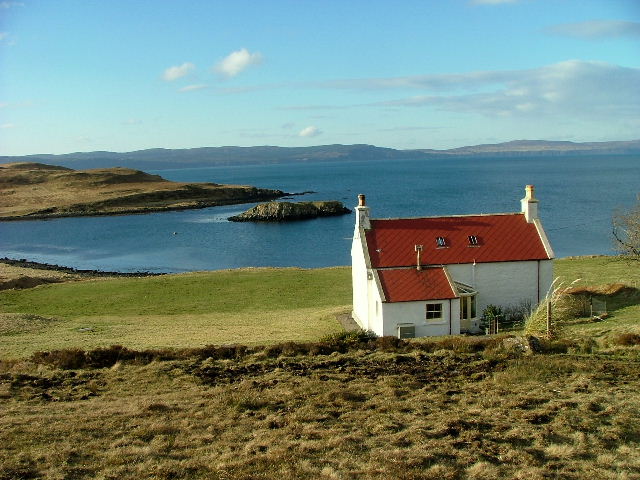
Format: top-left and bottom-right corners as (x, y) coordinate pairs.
(460, 295), (477, 320)
(426, 303), (443, 321)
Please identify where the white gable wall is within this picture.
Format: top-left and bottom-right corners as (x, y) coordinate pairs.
(447, 259), (553, 318)
(351, 232), (369, 329)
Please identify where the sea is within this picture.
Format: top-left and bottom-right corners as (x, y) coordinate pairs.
(1, 155), (638, 273)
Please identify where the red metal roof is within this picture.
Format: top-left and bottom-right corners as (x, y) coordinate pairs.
(366, 213), (550, 268)
(378, 267), (457, 302)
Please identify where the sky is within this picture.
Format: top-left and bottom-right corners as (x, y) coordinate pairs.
(0, 0), (639, 156)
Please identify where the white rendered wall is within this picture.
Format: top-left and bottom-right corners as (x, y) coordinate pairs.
(351, 233), (369, 330)
(381, 299), (460, 337)
(367, 277), (384, 335)
(447, 260), (553, 317)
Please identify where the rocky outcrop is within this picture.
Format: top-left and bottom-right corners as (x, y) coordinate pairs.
(228, 201), (351, 222)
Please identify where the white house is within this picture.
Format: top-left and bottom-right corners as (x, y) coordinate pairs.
(351, 185), (554, 338)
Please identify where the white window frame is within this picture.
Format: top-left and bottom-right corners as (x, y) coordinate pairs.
(425, 302), (445, 324)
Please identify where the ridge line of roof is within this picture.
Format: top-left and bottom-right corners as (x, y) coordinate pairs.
(370, 212), (522, 222)
(374, 265), (445, 271)
(373, 257), (551, 268)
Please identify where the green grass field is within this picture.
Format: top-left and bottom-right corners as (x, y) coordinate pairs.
(555, 255), (640, 287)
(0, 256), (638, 359)
(0, 268), (350, 358)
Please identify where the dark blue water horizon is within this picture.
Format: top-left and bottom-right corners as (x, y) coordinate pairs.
(1, 155), (638, 273)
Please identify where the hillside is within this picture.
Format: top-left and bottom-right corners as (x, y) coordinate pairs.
(0, 162), (284, 220)
(0, 257), (639, 479)
(0, 139), (638, 170)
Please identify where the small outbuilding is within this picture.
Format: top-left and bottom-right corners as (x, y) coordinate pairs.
(351, 186), (554, 337)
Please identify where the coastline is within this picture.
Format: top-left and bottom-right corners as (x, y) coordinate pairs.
(0, 192), (290, 222)
(0, 257), (164, 277)
(0, 162), (291, 221)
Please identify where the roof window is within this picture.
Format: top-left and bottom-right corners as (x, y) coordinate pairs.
(436, 236), (447, 247)
(468, 235), (479, 246)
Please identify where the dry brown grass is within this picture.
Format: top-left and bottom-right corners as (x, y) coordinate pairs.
(0, 162), (281, 219)
(1, 340), (639, 479)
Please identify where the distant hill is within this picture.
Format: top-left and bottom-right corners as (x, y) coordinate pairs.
(1, 140), (638, 170)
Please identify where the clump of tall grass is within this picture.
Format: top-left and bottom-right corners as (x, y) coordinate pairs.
(613, 333), (640, 346)
(524, 279), (583, 338)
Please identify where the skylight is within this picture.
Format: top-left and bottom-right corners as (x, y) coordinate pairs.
(436, 236), (446, 247)
(468, 235), (479, 246)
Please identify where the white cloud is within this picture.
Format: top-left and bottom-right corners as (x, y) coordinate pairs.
(547, 20), (640, 39)
(299, 126), (321, 137)
(215, 48), (263, 78)
(0, 1), (25, 8)
(179, 84), (209, 92)
(1, 123), (16, 129)
(162, 62), (195, 82)
(471, 0), (517, 4)
(0, 32), (8, 41)
(373, 60), (640, 120)
(122, 119), (141, 125)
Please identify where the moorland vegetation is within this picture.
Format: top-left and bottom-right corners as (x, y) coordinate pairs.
(1, 256), (639, 479)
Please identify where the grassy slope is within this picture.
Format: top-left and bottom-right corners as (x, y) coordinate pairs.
(553, 256), (640, 342)
(0, 268), (350, 358)
(1, 257), (639, 479)
(1, 256), (639, 357)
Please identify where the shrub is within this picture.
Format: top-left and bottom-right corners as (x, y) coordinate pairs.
(613, 333), (640, 346)
(502, 299), (533, 328)
(320, 330), (377, 346)
(481, 304), (503, 333)
(525, 279), (583, 338)
(30, 348), (87, 369)
(192, 344), (249, 360)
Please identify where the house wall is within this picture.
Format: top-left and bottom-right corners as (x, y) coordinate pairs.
(447, 259), (553, 320)
(380, 299), (460, 337)
(351, 233), (369, 330)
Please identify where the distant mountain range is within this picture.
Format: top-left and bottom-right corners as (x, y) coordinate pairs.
(2, 139), (639, 170)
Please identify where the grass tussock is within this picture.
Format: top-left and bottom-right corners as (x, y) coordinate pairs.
(612, 332), (640, 346)
(524, 279), (585, 338)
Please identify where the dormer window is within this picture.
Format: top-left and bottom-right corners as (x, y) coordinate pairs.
(468, 235), (479, 246)
(436, 236), (447, 247)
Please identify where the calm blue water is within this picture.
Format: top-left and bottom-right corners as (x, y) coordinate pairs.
(1, 155), (638, 272)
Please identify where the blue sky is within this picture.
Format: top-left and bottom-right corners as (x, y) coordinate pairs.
(0, 0), (638, 156)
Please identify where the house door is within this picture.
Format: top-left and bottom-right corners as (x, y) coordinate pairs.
(460, 295), (477, 332)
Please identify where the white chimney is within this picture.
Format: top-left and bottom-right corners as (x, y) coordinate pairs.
(521, 185), (539, 223)
(354, 194), (371, 236)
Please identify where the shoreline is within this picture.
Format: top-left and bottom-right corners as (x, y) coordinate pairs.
(0, 257), (164, 277)
(0, 255), (615, 279)
(0, 191), (316, 222)
(0, 194), (285, 223)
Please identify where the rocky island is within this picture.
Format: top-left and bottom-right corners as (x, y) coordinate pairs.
(0, 162), (285, 220)
(228, 201), (351, 222)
